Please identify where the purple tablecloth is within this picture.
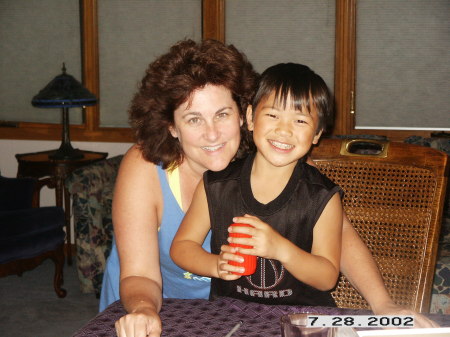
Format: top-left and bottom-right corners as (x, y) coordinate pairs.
(73, 297), (450, 337)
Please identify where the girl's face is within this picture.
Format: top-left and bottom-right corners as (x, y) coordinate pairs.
(170, 84), (243, 175)
(246, 90), (322, 170)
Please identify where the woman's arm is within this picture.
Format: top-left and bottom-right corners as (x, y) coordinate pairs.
(113, 146), (164, 337)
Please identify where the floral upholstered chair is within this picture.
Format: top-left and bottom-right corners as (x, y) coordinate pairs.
(65, 155), (123, 296)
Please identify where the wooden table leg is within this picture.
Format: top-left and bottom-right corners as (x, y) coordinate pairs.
(64, 186), (72, 265)
(55, 175), (72, 265)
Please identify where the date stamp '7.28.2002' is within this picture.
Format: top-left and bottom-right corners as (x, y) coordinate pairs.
(306, 315), (414, 328)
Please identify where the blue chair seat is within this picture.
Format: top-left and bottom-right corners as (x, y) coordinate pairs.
(0, 207), (65, 264)
(0, 175), (67, 298)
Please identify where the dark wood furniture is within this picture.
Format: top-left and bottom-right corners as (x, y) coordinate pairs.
(15, 149), (108, 264)
(311, 138), (449, 313)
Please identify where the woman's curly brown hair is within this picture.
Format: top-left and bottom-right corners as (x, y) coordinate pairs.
(129, 39), (259, 169)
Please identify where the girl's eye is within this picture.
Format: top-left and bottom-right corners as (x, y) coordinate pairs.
(296, 119), (307, 124)
(266, 114), (278, 119)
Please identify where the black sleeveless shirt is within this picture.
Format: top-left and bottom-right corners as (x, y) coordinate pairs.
(204, 152), (343, 306)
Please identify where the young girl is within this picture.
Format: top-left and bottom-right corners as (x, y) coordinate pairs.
(170, 63), (343, 306)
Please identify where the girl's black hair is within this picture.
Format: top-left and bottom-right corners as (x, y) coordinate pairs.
(251, 63), (333, 133)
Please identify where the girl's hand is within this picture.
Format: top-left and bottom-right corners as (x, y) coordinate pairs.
(115, 308), (162, 337)
(216, 245), (244, 280)
(373, 301), (439, 328)
(229, 214), (285, 261)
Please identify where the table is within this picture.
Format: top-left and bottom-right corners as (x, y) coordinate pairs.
(73, 298), (450, 337)
(15, 149), (108, 264)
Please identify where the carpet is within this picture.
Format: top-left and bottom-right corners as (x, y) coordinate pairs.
(0, 259), (99, 337)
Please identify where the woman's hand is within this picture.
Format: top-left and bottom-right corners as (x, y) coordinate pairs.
(373, 301), (440, 328)
(216, 244), (244, 280)
(229, 214), (285, 261)
(115, 308), (162, 337)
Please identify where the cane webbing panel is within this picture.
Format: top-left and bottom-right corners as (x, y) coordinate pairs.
(311, 138), (448, 312)
(316, 161), (435, 309)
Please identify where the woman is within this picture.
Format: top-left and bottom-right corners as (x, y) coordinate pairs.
(102, 39), (257, 337)
(103, 39), (437, 337)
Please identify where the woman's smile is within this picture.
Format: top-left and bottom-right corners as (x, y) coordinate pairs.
(201, 143), (226, 152)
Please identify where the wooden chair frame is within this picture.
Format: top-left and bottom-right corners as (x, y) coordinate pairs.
(311, 138), (449, 312)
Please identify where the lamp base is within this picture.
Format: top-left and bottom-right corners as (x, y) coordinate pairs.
(49, 107), (84, 161)
(49, 145), (84, 160)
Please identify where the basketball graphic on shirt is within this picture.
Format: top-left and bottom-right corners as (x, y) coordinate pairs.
(246, 258), (285, 290)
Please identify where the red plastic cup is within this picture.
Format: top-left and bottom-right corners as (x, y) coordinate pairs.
(228, 223), (257, 275)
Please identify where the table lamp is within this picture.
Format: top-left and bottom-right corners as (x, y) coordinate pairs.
(31, 63), (97, 160)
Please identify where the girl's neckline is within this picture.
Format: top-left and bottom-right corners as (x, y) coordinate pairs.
(240, 152), (304, 216)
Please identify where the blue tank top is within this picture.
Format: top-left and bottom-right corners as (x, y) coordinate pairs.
(99, 165), (211, 312)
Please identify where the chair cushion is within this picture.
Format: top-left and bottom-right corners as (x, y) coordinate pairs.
(0, 207), (65, 263)
(0, 207), (64, 237)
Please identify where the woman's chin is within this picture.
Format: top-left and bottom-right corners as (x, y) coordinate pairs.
(200, 146), (238, 172)
(206, 159), (231, 172)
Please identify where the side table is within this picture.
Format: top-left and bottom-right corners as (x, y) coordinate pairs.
(15, 149), (108, 265)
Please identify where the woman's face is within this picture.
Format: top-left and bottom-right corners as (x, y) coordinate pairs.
(169, 84), (243, 174)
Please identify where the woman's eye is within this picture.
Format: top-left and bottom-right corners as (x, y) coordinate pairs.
(216, 112), (229, 119)
(187, 117), (201, 125)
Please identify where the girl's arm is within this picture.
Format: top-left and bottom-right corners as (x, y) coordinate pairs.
(340, 216), (439, 327)
(340, 214), (391, 309)
(231, 192), (343, 291)
(113, 146), (163, 337)
(170, 180), (244, 279)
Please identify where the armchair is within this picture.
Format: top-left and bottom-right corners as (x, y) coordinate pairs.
(311, 138), (449, 313)
(0, 175), (66, 298)
(65, 155), (123, 296)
